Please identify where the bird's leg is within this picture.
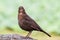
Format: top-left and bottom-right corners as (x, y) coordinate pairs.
(26, 31), (32, 37)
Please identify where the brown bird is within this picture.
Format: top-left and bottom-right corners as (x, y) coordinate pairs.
(18, 6), (51, 37)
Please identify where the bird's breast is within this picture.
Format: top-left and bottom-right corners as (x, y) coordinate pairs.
(19, 13), (23, 15)
(18, 13), (24, 20)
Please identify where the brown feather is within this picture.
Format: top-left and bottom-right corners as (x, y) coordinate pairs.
(18, 6), (51, 37)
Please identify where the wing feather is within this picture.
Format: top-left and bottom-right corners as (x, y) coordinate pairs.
(24, 14), (42, 31)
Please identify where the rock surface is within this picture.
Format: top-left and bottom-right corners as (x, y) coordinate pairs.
(0, 34), (36, 40)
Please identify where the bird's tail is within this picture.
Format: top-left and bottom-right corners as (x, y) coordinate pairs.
(41, 30), (51, 37)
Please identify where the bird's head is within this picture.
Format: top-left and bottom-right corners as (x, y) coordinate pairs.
(18, 6), (25, 13)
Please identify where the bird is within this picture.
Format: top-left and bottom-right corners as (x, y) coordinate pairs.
(18, 6), (51, 37)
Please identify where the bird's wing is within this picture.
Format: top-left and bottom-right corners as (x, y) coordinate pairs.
(25, 15), (43, 31)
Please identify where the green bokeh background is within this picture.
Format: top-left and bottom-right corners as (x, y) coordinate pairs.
(0, 0), (60, 39)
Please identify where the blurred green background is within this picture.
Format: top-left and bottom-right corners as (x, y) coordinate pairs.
(0, 0), (60, 40)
